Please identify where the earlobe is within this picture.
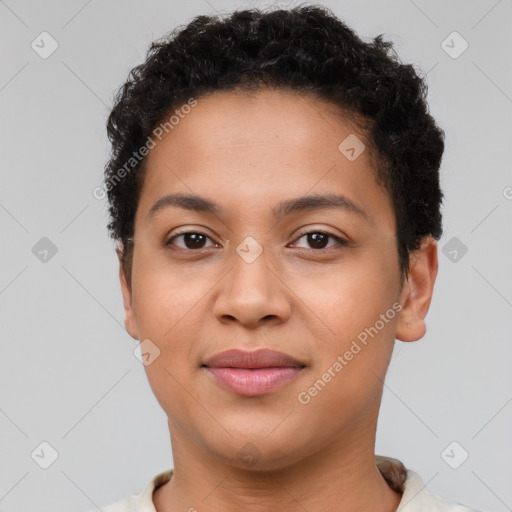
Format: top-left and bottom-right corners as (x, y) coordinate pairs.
(395, 237), (439, 342)
(117, 242), (139, 341)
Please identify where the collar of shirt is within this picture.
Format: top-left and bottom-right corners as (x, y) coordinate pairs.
(99, 455), (483, 512)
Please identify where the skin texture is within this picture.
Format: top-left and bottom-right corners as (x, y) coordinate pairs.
(118, 88), (438, 512)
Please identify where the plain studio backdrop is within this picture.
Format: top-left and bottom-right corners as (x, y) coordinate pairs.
(0, 0), (511, 511)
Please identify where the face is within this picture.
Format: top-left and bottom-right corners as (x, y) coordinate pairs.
(119, 88), (436, 470)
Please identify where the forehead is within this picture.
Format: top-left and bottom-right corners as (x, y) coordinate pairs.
(135, 88), (394, 231)
(152, 88), (362, 152)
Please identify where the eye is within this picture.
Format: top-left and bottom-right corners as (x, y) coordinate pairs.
(165, 231), (219, 250)
(290, 230), (347, 250)
(164, 229), (347, 252)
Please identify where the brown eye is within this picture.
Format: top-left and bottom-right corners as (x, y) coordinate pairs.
(292, 231), (346, 250)
(307, 232), (329, 249)
(165, 232), (216, 250)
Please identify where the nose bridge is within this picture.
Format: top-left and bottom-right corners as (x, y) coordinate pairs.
(232, 238), (273, 294)
(213, 236), (291, 326)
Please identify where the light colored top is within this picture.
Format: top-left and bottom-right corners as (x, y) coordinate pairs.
(95, 456), (483, 512)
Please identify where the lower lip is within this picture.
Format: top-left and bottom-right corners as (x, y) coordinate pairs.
(205, 367), (304, 396)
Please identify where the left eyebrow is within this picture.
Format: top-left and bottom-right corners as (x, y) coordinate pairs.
(146, 192), (368, 221)
(272, 193), (368, 220)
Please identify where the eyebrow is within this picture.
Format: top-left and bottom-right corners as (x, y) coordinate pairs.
(147, 192), (367, 221)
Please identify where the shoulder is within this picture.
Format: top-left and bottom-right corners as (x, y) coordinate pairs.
(376, 455), (484, 512)
(86, 469), (174, 512)
(400, 468), (484, 512)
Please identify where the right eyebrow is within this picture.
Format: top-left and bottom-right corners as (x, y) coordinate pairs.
(147, 193), (220, 220)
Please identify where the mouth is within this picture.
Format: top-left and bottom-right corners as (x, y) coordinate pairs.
(202, 348), (307, 396)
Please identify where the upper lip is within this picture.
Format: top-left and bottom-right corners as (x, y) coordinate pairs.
(203, 348), (306, 369)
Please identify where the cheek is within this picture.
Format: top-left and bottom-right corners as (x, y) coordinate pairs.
(131, 269), (204, 421)
(130, 247), (209, 341)
(293, 277), (399, 435)
(295, 245), (400, 389)
(293, 245), (400, 337)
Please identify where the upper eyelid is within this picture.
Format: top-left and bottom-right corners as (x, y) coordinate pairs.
(290, 230), (347, 248)
(293, 227), (343, 239)
(166, 230), (218, 247)
(165, 225), (217, 241)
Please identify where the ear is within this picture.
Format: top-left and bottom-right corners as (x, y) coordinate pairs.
(117, 242), (139, 341)
(395, 236), (439, 342)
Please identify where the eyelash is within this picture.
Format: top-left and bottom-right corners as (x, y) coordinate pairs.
(164, 229), (348, 252)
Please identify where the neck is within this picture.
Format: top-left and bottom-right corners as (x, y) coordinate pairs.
(153, 418), (402, 512)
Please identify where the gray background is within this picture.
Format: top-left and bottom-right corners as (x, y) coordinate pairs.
(0, 0), (511, 510)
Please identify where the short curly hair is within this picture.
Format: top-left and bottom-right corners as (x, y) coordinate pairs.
(104, 4), (444, 282)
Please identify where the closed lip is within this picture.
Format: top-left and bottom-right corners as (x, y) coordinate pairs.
(202, 348), (306, 369)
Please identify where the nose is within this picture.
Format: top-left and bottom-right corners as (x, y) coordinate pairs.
(212, 244), (292, 329)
